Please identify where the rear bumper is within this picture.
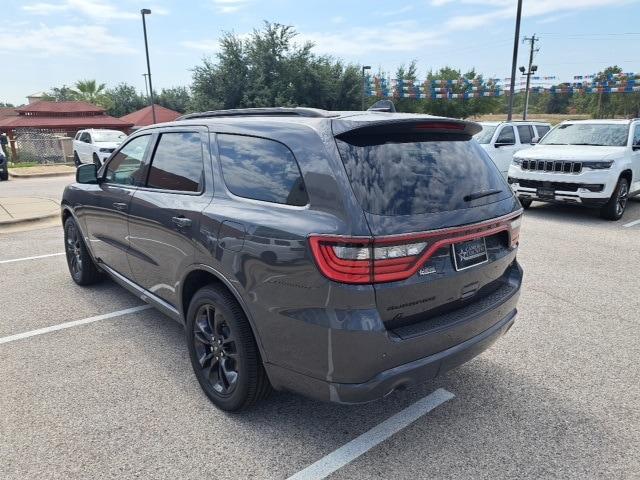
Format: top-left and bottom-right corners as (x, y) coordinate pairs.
(267, 309), (516, 404)
(265, 264), (521, 404)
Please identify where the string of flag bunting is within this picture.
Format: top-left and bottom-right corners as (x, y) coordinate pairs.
(366, 73), (640, 100)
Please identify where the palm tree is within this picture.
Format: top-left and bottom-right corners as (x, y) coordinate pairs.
(73, 80), (107, 104)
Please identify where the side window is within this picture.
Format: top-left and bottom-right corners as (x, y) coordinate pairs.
(105, 135), (151, 186)
(80, 132), (89, 143)
(146, 132), (204, 192)
(496, 126), (516, 145)
(633, 125), (640, 146)
(536, 125), (550, 138)
(85, 133), (93, 144)
(517, 125), (534, 144)
(217, 134), (308, 206)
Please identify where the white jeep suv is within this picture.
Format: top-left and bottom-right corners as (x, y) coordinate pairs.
(474, 121), (551, 179)
(73, 129), (127, 167)
(509, 119), (640, 220)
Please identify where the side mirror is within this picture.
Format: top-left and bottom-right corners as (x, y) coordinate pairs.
(530, 136), (540, 144)
(495, 142), (515, 148)
(633, 144), (640, 151)
(76, 164), (99, 184)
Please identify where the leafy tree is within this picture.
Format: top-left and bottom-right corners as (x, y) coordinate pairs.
(104, 83), (147, 117)
(0, 101), (15, 107)
(73, 79), (108, 106)
(157, 87), (191, 113)
(190, 22), (361, 111)
(43, 85), (78, 101)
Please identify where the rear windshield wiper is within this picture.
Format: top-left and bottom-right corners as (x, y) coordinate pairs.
(464, 189), (503, 202)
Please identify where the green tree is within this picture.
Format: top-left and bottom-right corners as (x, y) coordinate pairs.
(157, 87), (191, 113)
(190, 22), (361, 111)
(104, 83), (147, 117)
(43, 85), (78, 101)
(74, 80), (106, 102)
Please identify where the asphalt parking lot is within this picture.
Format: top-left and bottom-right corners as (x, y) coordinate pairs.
(1, 200), (639, 479)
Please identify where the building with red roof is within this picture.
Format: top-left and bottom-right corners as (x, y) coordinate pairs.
(120, 104), (182, 130)
(0, 101), (133, 160)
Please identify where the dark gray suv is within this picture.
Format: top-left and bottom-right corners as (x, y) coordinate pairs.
(62, 107), (523, 411)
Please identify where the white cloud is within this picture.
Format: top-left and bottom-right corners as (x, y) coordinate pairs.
(180, 39), (220, 53)
(0, 24), (136, 55)
(376, 6), (414, 17)
(299, 27), (445, 57)
(211, 0), (249, 14)
(21, 0), (171, 22)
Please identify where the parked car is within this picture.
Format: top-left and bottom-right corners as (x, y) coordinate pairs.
(61, 107), (524, 411)
(509, 119), (640, 220)
(73, 129), (127, 167)
(0, 148), (7, 181)
(474, 121), (551, 179)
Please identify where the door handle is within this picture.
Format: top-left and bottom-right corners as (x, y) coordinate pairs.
(112, 202), (127, 211)
(172, 216), (192, 229)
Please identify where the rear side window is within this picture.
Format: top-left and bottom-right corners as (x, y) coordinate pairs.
(536, 125), (550, 138)
(496, 126), (515, 144)
(217, 134), (308, 206)
(335, 133), (509, 216)
(147, 132), (203, 192)
(517, 125), (534, 144)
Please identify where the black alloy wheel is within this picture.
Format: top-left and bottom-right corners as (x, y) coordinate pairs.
(63, 217), (103, 285)
(193, 304), (240, 396)
(186, 285), (271, 411)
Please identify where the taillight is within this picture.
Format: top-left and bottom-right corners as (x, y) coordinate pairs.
(308, 236), (428, 284)
(510, 216), (522, 248)
(309, 212), (522, 284)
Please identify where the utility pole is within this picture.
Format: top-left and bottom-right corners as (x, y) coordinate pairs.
(522, 34), (539, 120)
(362, 65), (371, 111)
(142, 73), (150, 99)
(140, 9), (157, 124)
(507, 0), (523, 121)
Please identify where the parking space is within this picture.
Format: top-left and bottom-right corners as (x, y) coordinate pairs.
(1, 203), (639, 479)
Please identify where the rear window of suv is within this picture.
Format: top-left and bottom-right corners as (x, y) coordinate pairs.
(335, 133), (509, 216)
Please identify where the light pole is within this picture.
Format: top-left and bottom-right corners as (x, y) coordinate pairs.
(362, 65), (371, 111)
(507, 0), (523, 121)
(140, 9), (156, 123)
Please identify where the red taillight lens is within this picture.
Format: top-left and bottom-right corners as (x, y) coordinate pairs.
(309, 212), (522, 285)
(309, 236), (428, 284)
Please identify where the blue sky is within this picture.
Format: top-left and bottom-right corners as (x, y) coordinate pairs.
(1, 0), (639, 105)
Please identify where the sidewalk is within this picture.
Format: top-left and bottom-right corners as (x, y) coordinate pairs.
(0, 196), (60, 226)
(9, 165), (75, 178)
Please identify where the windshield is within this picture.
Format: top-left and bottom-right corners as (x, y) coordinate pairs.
(93, 131), (127, 143)
(540, 123), (629, 147)
(473, 125), (498, 144)
(335, 133), (509, 216)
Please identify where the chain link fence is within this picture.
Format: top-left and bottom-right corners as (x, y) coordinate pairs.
(14, 128), (71, 164)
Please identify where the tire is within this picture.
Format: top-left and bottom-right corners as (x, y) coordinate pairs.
(64, 217), (103, 286)
(0, 171), (8, 181)
(93, 153), (101, 168)
(186, 285), (271, 412)
(600, 176), (629, 221)
(73, 151), (81, 167)
(519, 197), (533, 209)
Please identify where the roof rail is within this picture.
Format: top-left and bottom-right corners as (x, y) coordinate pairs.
(177, 107), (337, 120)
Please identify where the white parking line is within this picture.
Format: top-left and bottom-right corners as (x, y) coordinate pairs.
(287, 388), (455, 480)
(0, 305), (152, 345)
(0, 252), (65, 264)
(622, 218), (640, 228)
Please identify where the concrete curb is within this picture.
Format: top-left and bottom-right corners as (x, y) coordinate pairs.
(0, 211), (59, 226)
(9, 170), (75, 179)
